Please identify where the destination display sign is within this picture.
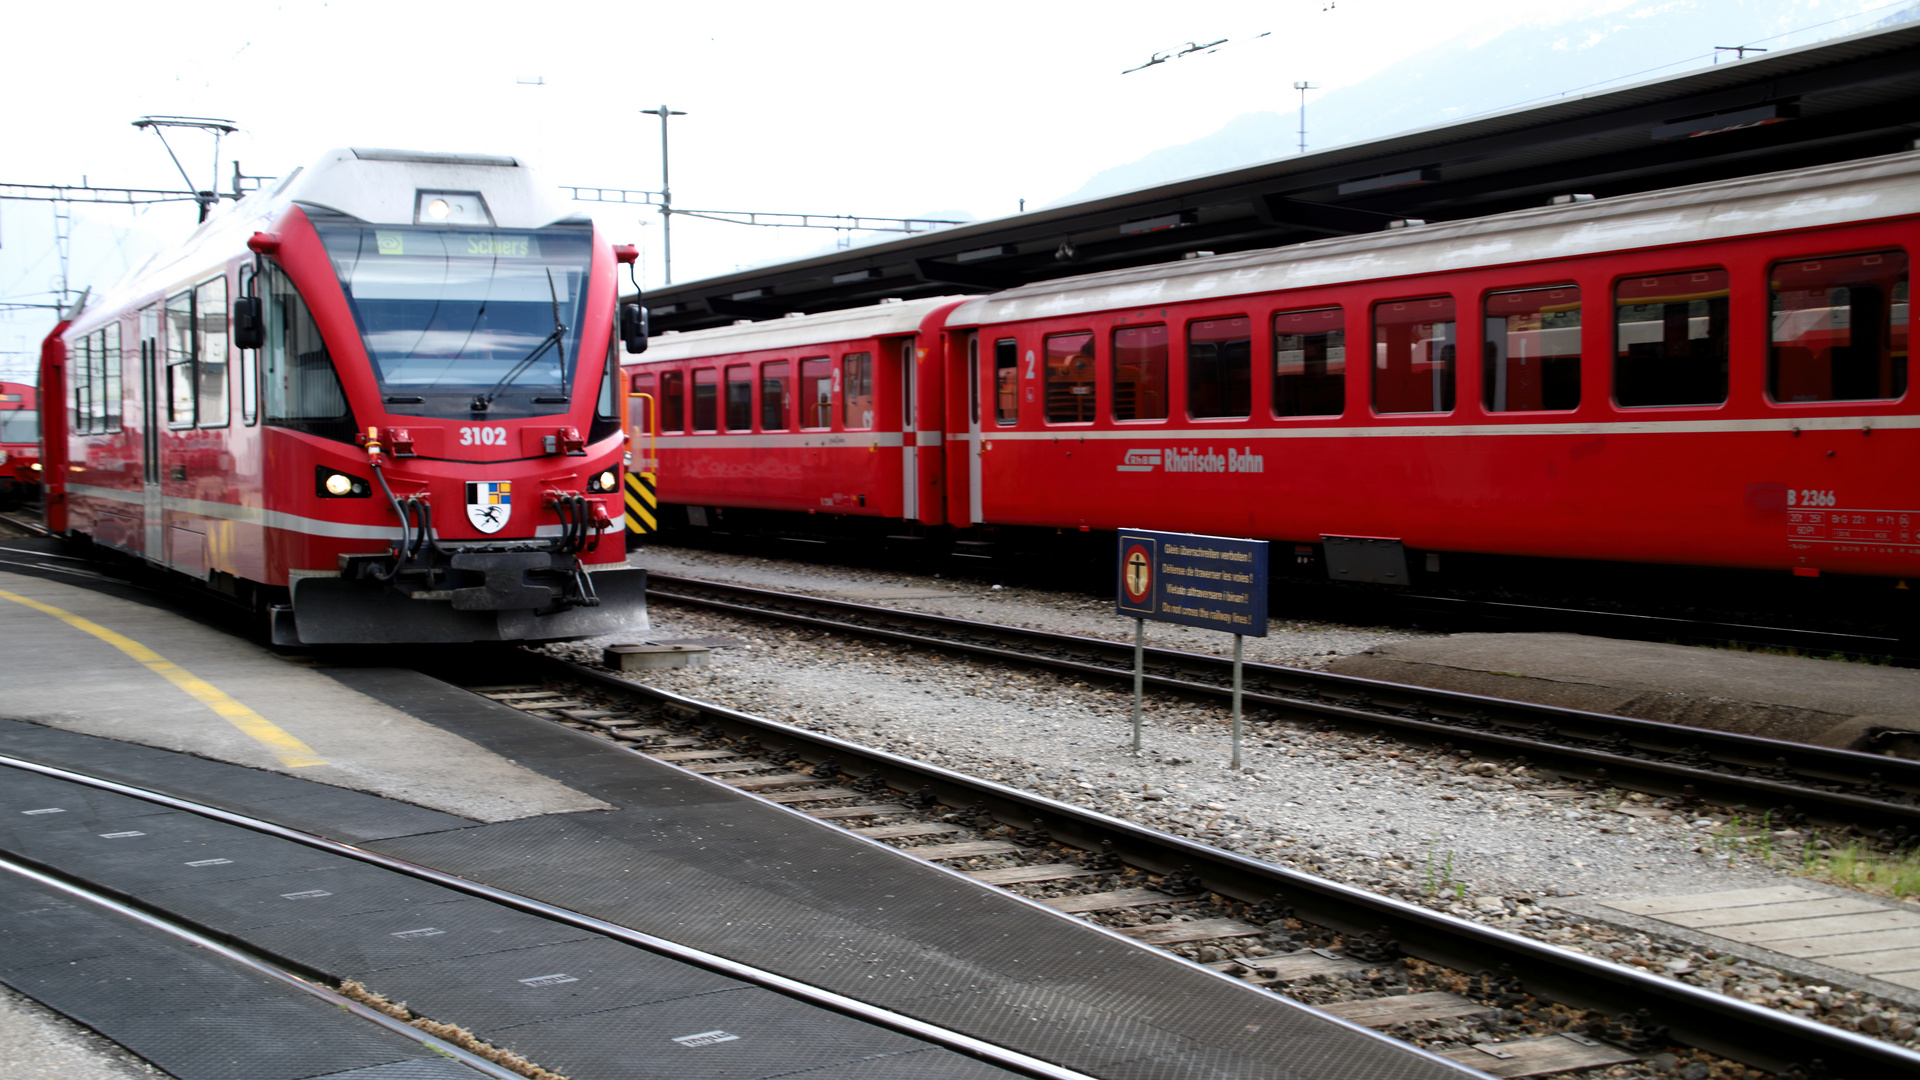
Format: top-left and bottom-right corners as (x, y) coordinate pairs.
(1116, 528), (1269, 637)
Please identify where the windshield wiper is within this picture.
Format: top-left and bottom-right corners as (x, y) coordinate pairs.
(470, 269), (569, 412)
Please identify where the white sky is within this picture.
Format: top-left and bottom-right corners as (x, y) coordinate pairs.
(0, 0), (1904, 378)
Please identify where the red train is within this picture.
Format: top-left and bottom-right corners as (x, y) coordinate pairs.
(41, 148), (650, 643)
(0, 382), (41, 508)
(629, 151), (1918, 593)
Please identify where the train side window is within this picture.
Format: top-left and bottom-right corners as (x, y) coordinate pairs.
(761, 361), (791, 430)
(1614, 269), (1729, 407)
(993, 339), (1018, 425)
(1188, 317), (1252, 419)
(658, 371), (684, 431)
(103, 325), (122, 433)
(1769, 251), (1909, 403)
(165, 290), (195, 426)
(238, 267), (258, 425)
(1111, 325), (1168, 421)
(724, 364), (753, 430)
(691, 368), (719, 431)
(1484, 287), (1580, 412)
(1273, 307), (1345, 417)
(1373, 298), (1456, 414)
(262, 265), (351, 434)
(1044, 332), (1096, 423)
(800, 357), (831, 429)
(842, 352), (873, 429)
(70, 333), (90, 435)
(195, 277), (229, 427)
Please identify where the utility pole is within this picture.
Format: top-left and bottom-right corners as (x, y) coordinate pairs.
(1293, 82), (1318, 155)
(641, 105), (687, 284)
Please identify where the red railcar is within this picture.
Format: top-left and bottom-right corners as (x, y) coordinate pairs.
(0, 382), (40, 507)
(628, 151), (1919, 589)
(43, 148), (650, 643)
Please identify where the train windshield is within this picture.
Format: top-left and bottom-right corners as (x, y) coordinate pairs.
(0, 410), (37, 443)
(316, 222), (593, 418)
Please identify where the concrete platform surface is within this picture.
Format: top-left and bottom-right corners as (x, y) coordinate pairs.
(1329, 633), (1920, 751)
(0, 568), (605, 821)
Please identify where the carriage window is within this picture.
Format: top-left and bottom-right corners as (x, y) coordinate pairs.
(70, 333), (91, 434)
(1770, 251), (1908, 403)
(724, 364), (753, 430)
(1484, 287), (1580, 412)
(262, 265), (350, 430)
(658, 371), (684, 432)
(630, 373), (657, 432)
(1112, 325), (1168, 421)
(1615, 269), (1729, 407)
(994, 339), (1019, 425)
(165, 290), (195, 426)
(1188, 317), (1251, 419)
(800, 357), (831, 429)
(195, 277), (229, 427)
(843, 352), (873, 429)
(1273, 307), (1345, 417)
(691, 368), (718, 431)
(1373, 298), (1456, 414)
(103, 325), (122, 433)
(761, 361), (791, 430)
(1044, 332), (1096, 423)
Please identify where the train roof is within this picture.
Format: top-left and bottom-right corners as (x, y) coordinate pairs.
(67, 147), (582, 338)
(947, 148), (1920, 325)
(632, 295), (963, 361)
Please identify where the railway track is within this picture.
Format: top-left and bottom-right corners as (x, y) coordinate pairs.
(488, 656), (1920, 1079)
(0, 756), (1096, 1080)
(642, 573), (1920, 837)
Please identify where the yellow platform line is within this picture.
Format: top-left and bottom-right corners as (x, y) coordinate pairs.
(0, 588), (327, 768)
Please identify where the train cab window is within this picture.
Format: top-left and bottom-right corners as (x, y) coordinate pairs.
(842, 352), (874, 429)
(262, 265), (351, 434)
(1272, 308), (1345, 417)
(1614, 269), (1729, 407)
(691, 368), (719, 431)
(800, 357), (831, 428)
(994, 339), (1018, 425)
(1373, 298), (1456, 414)
(238, 268), (258, 425)
(1484, 287), (1580, 412)
(724, 365), (753, 430)
(1045, 332), (1096, 423)
(1187, 317), (1252, 419)
(658, 371), (684, 432)
(761, 361), (791, 430)
(1769, 251), (1909, 403)
(1112, 325), (1168, 421)
(165, 290), (195, 425)
(195, 277), (229, 427)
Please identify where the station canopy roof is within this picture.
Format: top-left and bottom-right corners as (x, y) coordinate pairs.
(642, 21), (1920, 333)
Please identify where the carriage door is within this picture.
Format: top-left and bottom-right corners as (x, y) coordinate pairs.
(898, 338), (917, 520)
(965, 333), (982, 525)
(137, 305), (163, 559)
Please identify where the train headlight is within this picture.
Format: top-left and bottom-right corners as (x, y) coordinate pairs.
(315, 467), (372, 498)
(425, 198), (451, 221)
(0, 450), (8, 465)
(325, 473), (354, 496)
(597, 470), (617, 493)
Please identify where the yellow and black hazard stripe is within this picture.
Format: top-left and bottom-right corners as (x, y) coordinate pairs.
(624, 470), (658, 539)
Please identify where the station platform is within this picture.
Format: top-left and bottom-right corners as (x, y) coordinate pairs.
(0, 547), (1478, 1080)
(1329, 633), (1920, 753)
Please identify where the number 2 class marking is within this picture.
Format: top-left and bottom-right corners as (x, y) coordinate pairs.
(459, 426), (508, 447)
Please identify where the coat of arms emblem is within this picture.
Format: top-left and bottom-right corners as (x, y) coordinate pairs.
(466, 481), (512, 534)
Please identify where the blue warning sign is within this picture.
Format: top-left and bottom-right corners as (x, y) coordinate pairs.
(1115, 529), (1269, 637)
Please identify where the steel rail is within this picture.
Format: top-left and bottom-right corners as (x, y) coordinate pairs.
(540, 653), (1920, 1079)
(0, 755), (1097, 1080)
(643, 573), (1920, 832)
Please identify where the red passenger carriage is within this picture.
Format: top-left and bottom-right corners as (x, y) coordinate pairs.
(632, 151), (1919, 592)
(0, 383), (41, 507)
(42, 148), (650, 643)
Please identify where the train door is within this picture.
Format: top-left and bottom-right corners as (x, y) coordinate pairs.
(137, 305), (162, 559)
(965, 333), (982, 525)
(898, 338), (917, 520)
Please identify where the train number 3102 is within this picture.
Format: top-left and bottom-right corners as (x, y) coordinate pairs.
(459, 426), (509, 447)
(1789, 489), (1837, 507)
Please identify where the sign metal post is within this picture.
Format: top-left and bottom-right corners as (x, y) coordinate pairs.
(1116, 529), (1269, 765)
